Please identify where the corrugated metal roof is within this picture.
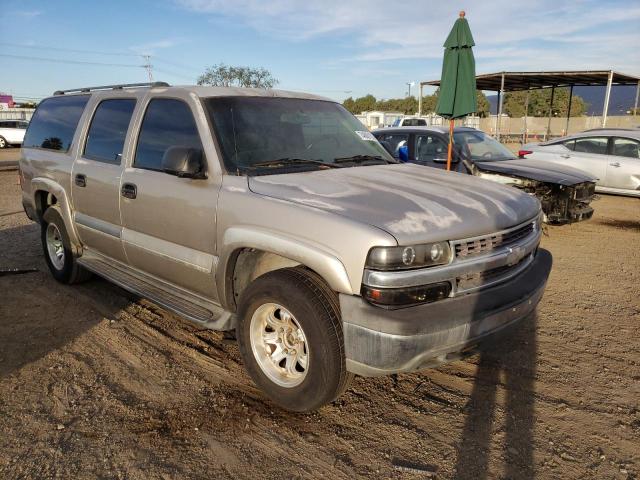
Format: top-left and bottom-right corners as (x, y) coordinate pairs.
(423, 70), (640, 92)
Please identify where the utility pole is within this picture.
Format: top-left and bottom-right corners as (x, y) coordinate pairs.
(142, 55), (153, 82)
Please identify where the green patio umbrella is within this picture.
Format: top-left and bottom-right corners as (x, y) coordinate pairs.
(435, 11), (477, 170)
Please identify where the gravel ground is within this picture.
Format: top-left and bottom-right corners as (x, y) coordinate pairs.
(0, 165), (638, 479)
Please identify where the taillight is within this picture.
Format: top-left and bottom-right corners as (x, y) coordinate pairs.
(518, 150), (533, 158)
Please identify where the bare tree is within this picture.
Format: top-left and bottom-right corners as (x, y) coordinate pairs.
(197, 64), (278, 89)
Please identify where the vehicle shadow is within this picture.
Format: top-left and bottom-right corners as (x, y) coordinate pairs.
(0, 223), (119, 379)
(454, 312), (538, 480)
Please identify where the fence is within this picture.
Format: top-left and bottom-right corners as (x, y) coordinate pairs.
(0, 108), (35, 121)
(479, 115), (638, 144)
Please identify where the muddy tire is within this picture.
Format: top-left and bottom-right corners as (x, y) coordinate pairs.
(237, 267), (353, 412)
(41, 207), (92, 284)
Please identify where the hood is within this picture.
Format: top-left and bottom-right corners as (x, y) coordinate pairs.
(248, 164), (540, 245)
(474, 159), (596, 185)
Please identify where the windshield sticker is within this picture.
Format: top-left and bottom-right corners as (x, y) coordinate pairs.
(355, 130), (377, 141)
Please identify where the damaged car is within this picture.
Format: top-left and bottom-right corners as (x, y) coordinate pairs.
(374, 126), (597, 224)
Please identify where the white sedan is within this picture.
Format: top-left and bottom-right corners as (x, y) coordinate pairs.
(522, 128), (640, 197)
(0, 120), (28, 148)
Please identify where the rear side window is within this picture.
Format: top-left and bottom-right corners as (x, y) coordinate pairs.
(84, 99), (136, 164)
(23, 95), (89, 152)
(565, 137), (608, 154)
(134, 99), (202, 171)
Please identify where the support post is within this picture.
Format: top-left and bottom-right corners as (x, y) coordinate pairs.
(523, 88), (530, 145)
(418, 83), (423, 116)
(634, 80), (639, 117)
(565, 85), (573, 136)
(496, 73), (505, 140)
(447, 119), (454, 171)
(602, 70), (613, 127)
(546, 86), (555, 141)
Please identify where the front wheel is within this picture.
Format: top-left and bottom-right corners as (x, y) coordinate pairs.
(0, 137), (7, 149)
(237, 267), (353, 412)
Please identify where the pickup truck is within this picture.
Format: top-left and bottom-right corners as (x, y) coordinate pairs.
(19, 82), (552, 411)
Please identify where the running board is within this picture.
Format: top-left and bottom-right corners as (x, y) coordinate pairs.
(77, 252), (235, 331)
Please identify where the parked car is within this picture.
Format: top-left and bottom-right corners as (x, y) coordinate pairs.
(392, 117), (429, 127)
(0, 120), (29, 148)
(20, 83), (552, 411)
(374, 126), (597, 224)
(522, 128), (640, 197)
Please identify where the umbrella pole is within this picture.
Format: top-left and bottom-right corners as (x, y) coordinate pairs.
(447, 119), (454, 171)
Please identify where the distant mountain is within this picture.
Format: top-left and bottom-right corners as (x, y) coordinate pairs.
(487, 85), (637, 116)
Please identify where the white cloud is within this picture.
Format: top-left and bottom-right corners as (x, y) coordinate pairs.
(10, 10), (42, 18)
(176, 0), (640, 76)
(129, 39), (180, 55)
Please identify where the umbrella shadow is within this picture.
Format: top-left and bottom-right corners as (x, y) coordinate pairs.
(455, 312), (538, 480)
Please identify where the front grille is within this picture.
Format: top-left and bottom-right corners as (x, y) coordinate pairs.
(454, 221), (535, 259)
(456, 254), (533, 291)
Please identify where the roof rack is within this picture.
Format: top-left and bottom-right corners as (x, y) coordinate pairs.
(53, 82), (170, 96)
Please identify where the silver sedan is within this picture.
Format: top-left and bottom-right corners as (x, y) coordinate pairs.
(522, 128), (640, 197)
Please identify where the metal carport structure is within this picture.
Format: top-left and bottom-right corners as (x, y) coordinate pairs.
(420, 70), (640, 141)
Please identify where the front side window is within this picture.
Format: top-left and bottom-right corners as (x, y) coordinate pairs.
(23, 95), (89, 152)
(569, 137), (609, 155)
(84, 99), (136, 164)
(453, 130), (516, 162)
(375, 133), (409, 158)
(416, 134), (448, 161)
(205, 97), (393, 174)
(612, 137), (640, 159)
(134, 99), (203, 171)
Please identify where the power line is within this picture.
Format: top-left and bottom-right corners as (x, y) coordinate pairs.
(0, 42), (139, 57)
(0, 53), (142, 68)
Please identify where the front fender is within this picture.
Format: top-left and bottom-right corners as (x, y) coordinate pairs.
(217, 226), (354, 309)
(30, 177), (82, 254)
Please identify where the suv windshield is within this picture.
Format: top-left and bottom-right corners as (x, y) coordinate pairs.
(205, 97), (394, 174)
(453, 130), (516, 162)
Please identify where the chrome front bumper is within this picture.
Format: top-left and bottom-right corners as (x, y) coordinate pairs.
(341, 248), (552, 376)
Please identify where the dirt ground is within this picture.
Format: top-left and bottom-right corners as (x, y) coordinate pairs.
(0, 157), (638, 479)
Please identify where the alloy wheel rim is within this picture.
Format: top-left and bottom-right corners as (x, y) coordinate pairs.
(249, 303), (309, 388)
(46, 223), (65, 270)
(0, 138), (5, 148)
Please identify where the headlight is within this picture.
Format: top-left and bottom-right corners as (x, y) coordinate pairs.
(366, 242), (452, 270)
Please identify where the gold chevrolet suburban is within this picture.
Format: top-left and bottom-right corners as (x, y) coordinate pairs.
(19, 82), (552, 411)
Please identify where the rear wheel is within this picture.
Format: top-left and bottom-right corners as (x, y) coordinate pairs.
(237, 267), (353, 411)
(41, 207), (91, 284)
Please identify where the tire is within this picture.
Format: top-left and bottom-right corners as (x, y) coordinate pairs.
(237, 267), (353, 412)
(41, 207), (92, 284)
(0, 137), (6, 149)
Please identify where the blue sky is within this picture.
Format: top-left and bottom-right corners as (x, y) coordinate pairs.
(1, 0), (639, 103)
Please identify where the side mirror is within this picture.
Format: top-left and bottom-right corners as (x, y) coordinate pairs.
(162, 146), (206, 179)
(398, 145), (409, 162)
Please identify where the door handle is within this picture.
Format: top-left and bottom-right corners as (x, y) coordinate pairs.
(609, 162), (621, 168)
(121, 183), (137, 199)
(75, 174), (87, 187)
(560, 154), (571, 159)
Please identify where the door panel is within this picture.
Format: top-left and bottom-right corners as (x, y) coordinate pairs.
(120, 97), (220, 299)
(544, 138), (608, 185)
(606, 138), (640, 191)
(71, 98), (136, 262)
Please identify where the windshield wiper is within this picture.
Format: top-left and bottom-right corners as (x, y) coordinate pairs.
(333, 154), (397, 164)
(246, 158), (342, 169)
